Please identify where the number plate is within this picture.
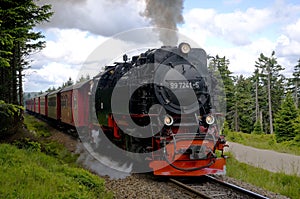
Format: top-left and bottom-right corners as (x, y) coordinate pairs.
(166, 80), (201, 89)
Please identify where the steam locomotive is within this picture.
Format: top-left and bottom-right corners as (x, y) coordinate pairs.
(26, 42), (227, 176)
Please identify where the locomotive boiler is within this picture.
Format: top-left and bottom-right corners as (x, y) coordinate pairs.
(94, 42), (227, 176)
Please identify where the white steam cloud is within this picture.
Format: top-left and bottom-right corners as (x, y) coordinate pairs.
(38, 0), (184, 45)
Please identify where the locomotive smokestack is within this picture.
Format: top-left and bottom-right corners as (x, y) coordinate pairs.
(142, 0), (184, 46)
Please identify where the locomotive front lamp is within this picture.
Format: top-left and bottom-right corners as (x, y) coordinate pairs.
(205, 115), (215, 125)
(164, 115), (174, 126)
(179, 42), (191, 54)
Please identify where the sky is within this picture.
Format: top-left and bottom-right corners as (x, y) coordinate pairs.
(24, 0), (300, 92)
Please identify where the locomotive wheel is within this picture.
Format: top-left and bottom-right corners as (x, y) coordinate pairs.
(124, 135), (145, 162)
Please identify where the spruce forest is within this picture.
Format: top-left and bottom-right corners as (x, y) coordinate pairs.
(208, 54), (300, 142)
(0, 0), (300, 143)
(0, 0), (52, 137)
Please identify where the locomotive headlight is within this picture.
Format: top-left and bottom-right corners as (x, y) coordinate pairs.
(164, 115), (174, 126)
(205, 115), (215, 125)
(179, 42), (191, 54)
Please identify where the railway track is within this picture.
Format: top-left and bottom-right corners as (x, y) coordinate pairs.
(170, 175), (269, 199)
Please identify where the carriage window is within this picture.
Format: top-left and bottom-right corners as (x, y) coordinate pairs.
(48, 97), (56, 106)
(61, 95), (67, 107)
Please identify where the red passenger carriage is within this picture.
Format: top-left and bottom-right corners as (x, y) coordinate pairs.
(47, 90), (61, 121)
(72, 80), (90, 128)
(60, 86), (74, 126)
(39, 92), (48, 117)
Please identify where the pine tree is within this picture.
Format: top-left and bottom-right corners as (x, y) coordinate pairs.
(208, 55), (235, 130)
(292, 59), (300, 108)
(293, 114), (300, 146)
(76, 74), (91, 83)
(293, 114), (300, 136)
(233, 75), (255, 133)
(0, 0), (52, 104)
(253, 69), (260, 122)
(61, 77), (74, 88)
(255, 51), (285, 134)
(274, 93), (298, 142)
(252, 120), (263, 134)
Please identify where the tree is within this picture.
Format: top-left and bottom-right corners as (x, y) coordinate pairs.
(250, 68), (265, 133)
(255, 51), (285, 134)
(233, 75), (254, 133)
(252, 120), (263, 134)
(76, 74), (91, 83)
(292, 59), (300, 108)
(46, 86), (56, 93)
(274, 93), (298, 142)
(253, 69), (260, 123)
(62, 77), (74, 88)
(293, 114), (300, 136)
(208, 55), (235, 130)
(293, 114), (300, 146)
(0, 0), (52, 105)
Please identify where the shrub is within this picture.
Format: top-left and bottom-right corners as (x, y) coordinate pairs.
(0, 100), (24, 138)
(222, 120), (230, 136)
(13, 138), (41, 152)
(252, 120), (263, 135)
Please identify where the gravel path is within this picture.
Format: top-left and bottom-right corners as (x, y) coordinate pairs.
(225, 142), (300, 176)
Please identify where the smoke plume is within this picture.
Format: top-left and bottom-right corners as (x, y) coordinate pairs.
(142, 0), (184, 46)
(38, 0), (185, 45)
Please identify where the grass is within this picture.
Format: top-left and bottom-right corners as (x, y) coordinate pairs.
(18, 114), (78, 165)
(0, 114), (113, 198)
(226, 154), (300, 199)
(225, 131), (300, 156)
(0, 144), (113, 199)
(24, 115), (52, 137)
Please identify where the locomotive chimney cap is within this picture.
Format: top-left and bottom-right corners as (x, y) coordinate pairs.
(179, 42), (191, 54)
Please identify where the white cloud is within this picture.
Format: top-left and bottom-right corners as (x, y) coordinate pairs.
(206, 37), (276, 76)
(38, 0), (147, 36)
(182, 7), (272, 46)
(25, 27), (164, 92)
(24, 63), (78, 92)
(180, 3), (300, 78)
(214, 8), (272, 45)
(40, 28), (106, 64)
(25, 28), (107, 91)
(285, 19), (300, 41)
(179, 8), (216, 46)
(276, 19), (300, 58)
(180, 7), (276, 76)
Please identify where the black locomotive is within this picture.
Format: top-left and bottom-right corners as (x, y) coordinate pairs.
(94, 42), (227, 176)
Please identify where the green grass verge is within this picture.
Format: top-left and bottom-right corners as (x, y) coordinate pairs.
(18, 114), (78, 165)
(226, 131), (300, 156)
(24, 115), (52, 137)
(226, 154), (300, 199)
(0, 144), (113, 199)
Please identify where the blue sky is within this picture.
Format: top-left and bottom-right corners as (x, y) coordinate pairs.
(185, 0), (297, 13)
(24, 0), (300, 92)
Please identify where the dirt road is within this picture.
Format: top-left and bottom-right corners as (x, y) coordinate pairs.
(225, 142), (300, 176)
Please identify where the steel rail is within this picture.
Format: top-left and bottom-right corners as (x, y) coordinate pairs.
(205, 175), (270, 199)
(169, 178), (212, 199)
(170, 176), (270, 199)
